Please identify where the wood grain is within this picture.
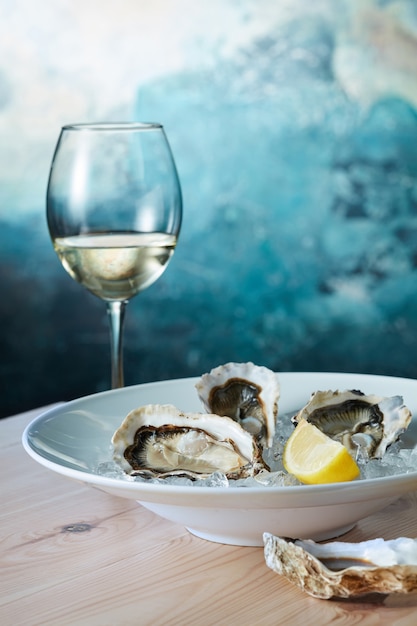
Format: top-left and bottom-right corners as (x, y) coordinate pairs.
(1, 407), (417, 625)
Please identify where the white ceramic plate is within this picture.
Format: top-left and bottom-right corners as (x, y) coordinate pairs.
(22, 372), (417, 546)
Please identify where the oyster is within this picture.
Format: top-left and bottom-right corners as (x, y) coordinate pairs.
(263, 533), (417, 599)
(112, 403), (267, 480)
(291, 389), (412, 459)
(195, 362), (280, 448)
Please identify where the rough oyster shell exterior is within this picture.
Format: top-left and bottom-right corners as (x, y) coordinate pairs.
(195, 361), (280, 448)
(263, 533), (417, 599)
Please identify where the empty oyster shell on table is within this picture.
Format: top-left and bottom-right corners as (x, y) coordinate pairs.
(195, 361), (280, 448)
(291, 389), (412, 459)
(263, 533), (417, 599)
(112, 403), (267, 480)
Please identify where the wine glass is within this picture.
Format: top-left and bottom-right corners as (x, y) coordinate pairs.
(47, 122), (182, 389)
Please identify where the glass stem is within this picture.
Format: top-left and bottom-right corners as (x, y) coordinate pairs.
(106, 300), (127, 389)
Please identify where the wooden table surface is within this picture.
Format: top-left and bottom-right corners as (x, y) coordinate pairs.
(2, 405), (417, 626)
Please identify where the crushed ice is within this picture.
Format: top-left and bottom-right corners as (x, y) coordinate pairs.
(95, 411), (417, 488)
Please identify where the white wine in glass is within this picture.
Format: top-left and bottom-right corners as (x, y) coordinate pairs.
(47, 123), (182, 389)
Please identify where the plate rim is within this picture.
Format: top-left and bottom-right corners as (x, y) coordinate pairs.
(22, 371), (417, 500)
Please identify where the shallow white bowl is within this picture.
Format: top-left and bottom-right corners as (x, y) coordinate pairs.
(22, 372), (417, 546)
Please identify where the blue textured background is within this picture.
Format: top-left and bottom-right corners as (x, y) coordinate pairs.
(2, 0), (417, 416)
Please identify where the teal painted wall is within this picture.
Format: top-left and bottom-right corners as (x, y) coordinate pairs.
(2, 0), (417, 416)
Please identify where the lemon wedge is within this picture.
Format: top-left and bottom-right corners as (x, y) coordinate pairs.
(283, 418), (360, 485)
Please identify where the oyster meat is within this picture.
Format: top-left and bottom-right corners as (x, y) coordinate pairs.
(112, 403), (267, 480)
(263, 533), (417, 599)
(195, 362), (280, 448)
(291, 389), (412, 459)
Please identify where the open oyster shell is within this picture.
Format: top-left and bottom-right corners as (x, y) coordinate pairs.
(112, 403), (267, 480)
(263, 533), (417, 599)
(195, 362), (280, 448)
(291, 389), (412, 459)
